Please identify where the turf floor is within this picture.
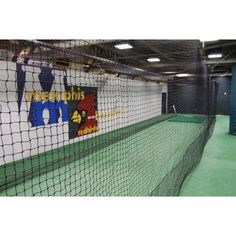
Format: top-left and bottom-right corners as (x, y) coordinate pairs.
(180, 115), (236, 196)
(168, 115), (206, 123)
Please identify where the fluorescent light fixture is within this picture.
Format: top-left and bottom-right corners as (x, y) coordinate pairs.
(200, 39), (218, 42)
(163, 71), (176, 74)
(114, 43), (133, 50)
(207, 53), (222, 59)
(147, 57), (160, 62)
(176, 73), (191, 77)
(83, 64), (90, 68)
(134, 67), (145, 72)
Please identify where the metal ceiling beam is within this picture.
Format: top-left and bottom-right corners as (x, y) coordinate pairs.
(210, 72), (232, 77)
(141, 61), (200, 68)
(205, 59), (236, 65)
(202, 41), (236, 50)
(24, 40), (162, 82)
(51, 40), (115, 49)
(106, 53), (159, 60)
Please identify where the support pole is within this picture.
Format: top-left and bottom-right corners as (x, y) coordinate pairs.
(229, 65), (236, 135)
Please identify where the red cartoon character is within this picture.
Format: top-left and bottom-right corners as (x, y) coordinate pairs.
(71, 92), (98, 137)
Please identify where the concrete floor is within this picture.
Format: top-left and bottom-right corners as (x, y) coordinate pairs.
(180, 116), (236, 196)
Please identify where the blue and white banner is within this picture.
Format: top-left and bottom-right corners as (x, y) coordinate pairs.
(0, 61), (166, 165)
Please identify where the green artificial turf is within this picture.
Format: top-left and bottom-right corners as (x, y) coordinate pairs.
(168, 115), (206, 124)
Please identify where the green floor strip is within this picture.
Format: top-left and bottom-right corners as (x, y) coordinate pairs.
(180, 116), (236, 196)
(168, 115), (206, 123)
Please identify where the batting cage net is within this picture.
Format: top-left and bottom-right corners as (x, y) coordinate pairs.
(0, 40), (215, 196)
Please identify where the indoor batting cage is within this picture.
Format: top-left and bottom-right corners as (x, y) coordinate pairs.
(0, 40), (216, 196)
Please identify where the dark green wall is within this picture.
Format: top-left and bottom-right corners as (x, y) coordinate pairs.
(215, 76), (231, 115)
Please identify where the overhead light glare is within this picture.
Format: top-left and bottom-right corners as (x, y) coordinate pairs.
(114, 43), (133, 50)
(176, 73), (191, 77)
(147, 57), (160, 62)
(163, 71), (176, 74)
(200, 39), (218, 42)
(208, 53), (222, 59)
(134, 67), (145, 72)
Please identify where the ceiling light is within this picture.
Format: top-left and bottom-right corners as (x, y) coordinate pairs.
(163, 71), (176, 74)
(114, 43), (133, 50)
(134, 67), (145, 72)
(83, 64), (90, 68)
(200, 39), (218, 42)
(147, 57), (160, 62)
(208, 53), (222, 59)
(176, 73), (191, 77)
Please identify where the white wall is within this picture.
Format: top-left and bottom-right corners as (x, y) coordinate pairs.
(0, 61), (167, 165)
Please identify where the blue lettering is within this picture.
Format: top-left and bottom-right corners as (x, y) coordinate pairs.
(55, 101), (68, 122)
(28, 100), (68, 127)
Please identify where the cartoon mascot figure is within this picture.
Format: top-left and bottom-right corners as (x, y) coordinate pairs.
(71, 92), (98, 137)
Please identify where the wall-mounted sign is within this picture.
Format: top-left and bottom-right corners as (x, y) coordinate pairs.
(17, 63), (98, 138)
(67, 86), (98, 139)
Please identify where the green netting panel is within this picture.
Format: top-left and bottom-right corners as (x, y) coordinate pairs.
(151, 117), (215, 196)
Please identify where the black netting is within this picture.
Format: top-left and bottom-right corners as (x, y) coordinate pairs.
(0, 40), (215, 196)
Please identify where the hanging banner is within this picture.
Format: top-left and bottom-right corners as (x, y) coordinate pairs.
(67, 86), (98, 139)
